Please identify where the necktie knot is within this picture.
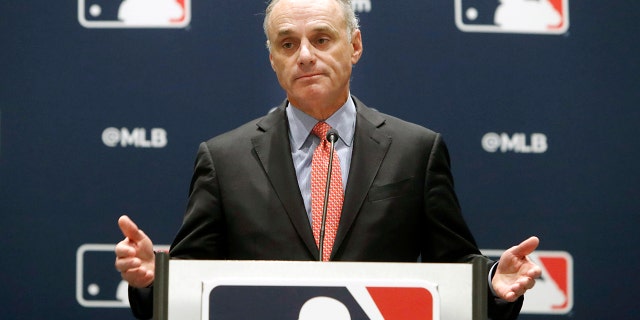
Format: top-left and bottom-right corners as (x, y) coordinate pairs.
(312, 121), (331, 141)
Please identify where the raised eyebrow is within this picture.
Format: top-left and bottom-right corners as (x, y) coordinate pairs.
(275, 28), (295, 39)
(310, 25), (339, 36)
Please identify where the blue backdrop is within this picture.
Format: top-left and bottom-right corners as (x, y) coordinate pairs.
(1, 0), (638, 319)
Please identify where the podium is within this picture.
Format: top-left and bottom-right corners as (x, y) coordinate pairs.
(152, 252), (488, 320)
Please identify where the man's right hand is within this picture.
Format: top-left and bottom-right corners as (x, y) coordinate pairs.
(115, 215), (156, 288)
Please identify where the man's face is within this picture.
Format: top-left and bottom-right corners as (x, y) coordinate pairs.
(266, 0), (362, 117)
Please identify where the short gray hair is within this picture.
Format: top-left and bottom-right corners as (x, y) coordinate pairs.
(263, 0), (360, 50)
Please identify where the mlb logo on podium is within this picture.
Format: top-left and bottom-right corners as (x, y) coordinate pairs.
(204, 283), (440, 319)
(483, 249), (574, 315)
(455, 0), (569, 34)
(78, 0), (191, 28)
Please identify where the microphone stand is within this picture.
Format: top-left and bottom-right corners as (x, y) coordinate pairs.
(318, 130), (339, 262)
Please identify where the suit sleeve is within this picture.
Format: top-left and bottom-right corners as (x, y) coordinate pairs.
(422, 133), (480, 262)
(169, 141), (229, 259)
(128, 286), (153, 319)
(422, 134), (524, 319)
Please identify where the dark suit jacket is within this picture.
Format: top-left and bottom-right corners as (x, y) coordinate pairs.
(129, 97), (523, 319)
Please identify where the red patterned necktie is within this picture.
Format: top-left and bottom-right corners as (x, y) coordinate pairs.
(310, 121), (344, 261)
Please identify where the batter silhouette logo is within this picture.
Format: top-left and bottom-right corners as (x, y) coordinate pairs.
(204, 283), (439, 319)
(455, 0), (569, 35)
(78, 0), (191, 28)
(483, 249), (573, 314)
(76, 243), (170, 308)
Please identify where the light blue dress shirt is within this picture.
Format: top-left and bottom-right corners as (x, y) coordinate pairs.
(286, 96), (356, 223)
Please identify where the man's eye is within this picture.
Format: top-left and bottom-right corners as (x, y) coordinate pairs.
(317, 38), (329, 45)
(282, 42), (293, 49)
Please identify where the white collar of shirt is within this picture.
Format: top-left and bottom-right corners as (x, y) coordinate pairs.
(286, 96), (356, 151)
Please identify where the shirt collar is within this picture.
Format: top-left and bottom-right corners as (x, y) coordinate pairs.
(286, 95), (356, 151)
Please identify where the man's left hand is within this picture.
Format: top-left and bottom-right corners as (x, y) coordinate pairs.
(492, 236), (543, 302)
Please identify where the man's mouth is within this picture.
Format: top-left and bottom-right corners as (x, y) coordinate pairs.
(296, 73), (322, 80)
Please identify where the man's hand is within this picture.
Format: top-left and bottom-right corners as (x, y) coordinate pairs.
(114, 215), (156, 288)
(491, 236), (542, 302)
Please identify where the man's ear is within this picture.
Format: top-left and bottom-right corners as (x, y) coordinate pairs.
(269, 53), (276, 71)
(350, 29), (363, 65)
(267, 40), (276, 71)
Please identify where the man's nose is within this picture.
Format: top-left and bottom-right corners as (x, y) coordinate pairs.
(297, 40), (316, 65)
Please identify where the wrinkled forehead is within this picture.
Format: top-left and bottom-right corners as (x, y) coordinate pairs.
(265, 0), (346, 37)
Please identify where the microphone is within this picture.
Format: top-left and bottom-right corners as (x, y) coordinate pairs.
(319, 128), (340, 262)
(326, 129), (339, 144)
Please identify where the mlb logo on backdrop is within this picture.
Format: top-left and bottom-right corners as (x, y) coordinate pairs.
(455, 0), (569, 34)
(483, 249), (573, 314)
(76, 244), (129, 308)
(76, 243), (170, 308)
(78, 0), (191, 28)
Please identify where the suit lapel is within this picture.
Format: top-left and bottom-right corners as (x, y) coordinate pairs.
(333, 98), (391, 257)
(251, 104), (320, 259)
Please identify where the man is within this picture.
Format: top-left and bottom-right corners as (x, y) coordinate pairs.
(115, 0), (541, 319)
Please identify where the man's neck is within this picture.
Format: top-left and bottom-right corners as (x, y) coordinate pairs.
(288, 93), (350, 121)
